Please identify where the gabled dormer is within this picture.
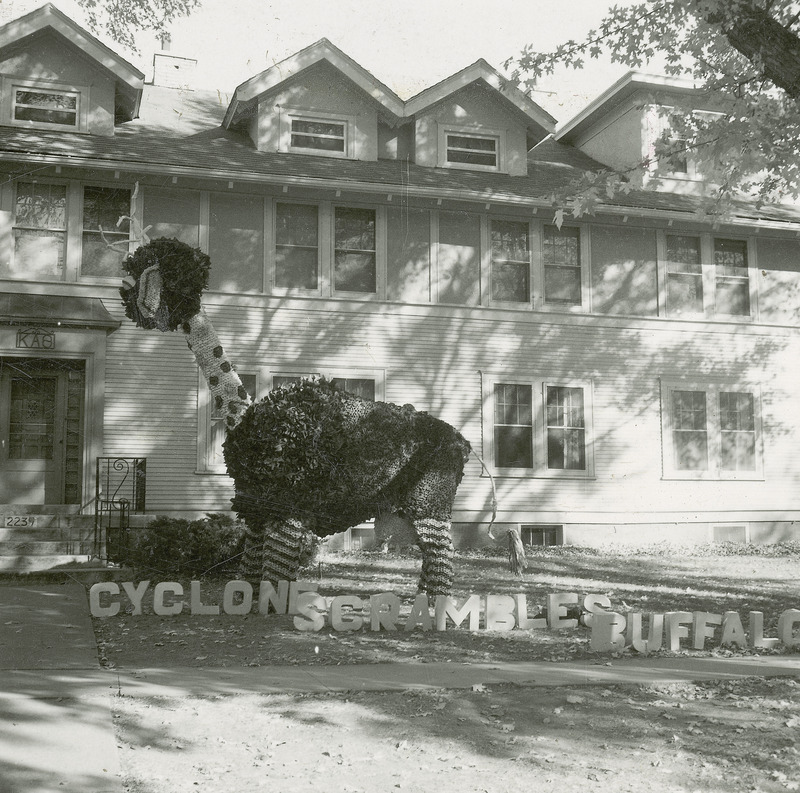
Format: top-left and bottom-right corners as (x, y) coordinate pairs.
(403, 60), (554, 177)
(0, 3), (143, 136)
(223, 39), (404, 161)
(554, 72), (724, 190)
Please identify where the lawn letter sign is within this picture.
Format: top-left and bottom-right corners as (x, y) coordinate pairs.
(88, 580), (800, 654)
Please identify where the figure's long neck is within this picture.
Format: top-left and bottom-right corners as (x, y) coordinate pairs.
(185, 308), (251, 431)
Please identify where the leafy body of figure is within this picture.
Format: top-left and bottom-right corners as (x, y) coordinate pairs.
(120, 238), (471, 594)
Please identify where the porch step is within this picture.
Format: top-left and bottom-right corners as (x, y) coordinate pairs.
(0, 507), (96, 572)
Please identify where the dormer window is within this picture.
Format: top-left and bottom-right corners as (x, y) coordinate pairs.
(4, 79), (87, 132)
(447, 133), (497, 167)
(291, 118), (346, 153)
(281, 110), (353, 158)
(438, 125), (504, 172)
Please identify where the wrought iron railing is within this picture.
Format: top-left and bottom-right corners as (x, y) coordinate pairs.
(94, 457), (146, 562)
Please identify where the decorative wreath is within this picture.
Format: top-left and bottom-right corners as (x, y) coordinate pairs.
(119, 237), (211, 331)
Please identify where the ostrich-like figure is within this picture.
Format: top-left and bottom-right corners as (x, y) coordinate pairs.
(120, 238), (487, 595)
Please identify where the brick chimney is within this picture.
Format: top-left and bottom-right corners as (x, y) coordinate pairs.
(151, 33), (197, 89)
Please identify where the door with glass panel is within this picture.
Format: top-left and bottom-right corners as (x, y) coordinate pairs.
(0, 359), (84, 504)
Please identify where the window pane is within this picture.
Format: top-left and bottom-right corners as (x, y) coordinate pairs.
(546, 386), (586, 470)
(81, 187), (131, 278)
(494, 384), (533, 468)
(715, 238), (749, 316)
(335, 208), (376, 293)
(143, 188), (200, 246)
(543, 226), (581, 305)
(447, 135), (497, 167)
(672, 390), (708, 470)
(16, 182), (66, 228)
(275, 203), (318, 289)
(720, 392), (756, 471)
(491, 220), (529, 302)
(291, 119), (345, 152)
(14, 89), (77, 126)
(13, 229), (65, 276)
(667, 235), (702, 270)
(9, 377), (56, 459)
(668, 273), (704, 315)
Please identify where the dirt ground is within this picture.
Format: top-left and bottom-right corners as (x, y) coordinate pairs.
(114, 677), (800, 793)
(91, 547), (800, 792)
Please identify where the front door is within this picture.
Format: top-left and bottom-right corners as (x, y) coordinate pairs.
(0, 358), (85, 505)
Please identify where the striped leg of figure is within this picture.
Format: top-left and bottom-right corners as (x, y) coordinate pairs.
(239, 520), (265, 581)
(260, 518), (305, 584)
(413, 517), (454, 596)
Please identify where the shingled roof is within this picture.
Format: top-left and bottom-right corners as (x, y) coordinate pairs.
(0, 83), (797, 228)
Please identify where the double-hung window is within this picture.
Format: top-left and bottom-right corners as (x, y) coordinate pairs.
(446, 133), (498, 168)
(487, 377), (594, 477)
(275, 202), (319, 290)
(661, 381), (762, 479)
(663, 234), (752, 318)
(81, 186), (132, 278)
(334, 207), (376, 293)
(12, 182), (67, 279)
(490, 219), (530, 303)
(542, 225), (583, 306)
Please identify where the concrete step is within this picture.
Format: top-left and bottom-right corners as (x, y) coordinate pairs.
(0, 554), (95, 572)
(0, 504), (81, 516)
(0, 540), (92, 555)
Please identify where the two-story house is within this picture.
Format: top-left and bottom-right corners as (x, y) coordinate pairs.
(2, 3), (800, 570)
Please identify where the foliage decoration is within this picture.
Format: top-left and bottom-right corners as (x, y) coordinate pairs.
(120, 237), (210, 331)
(223, 377), (470, 540)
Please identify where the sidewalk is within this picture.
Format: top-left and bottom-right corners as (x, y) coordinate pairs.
(2, 584), (800, 793)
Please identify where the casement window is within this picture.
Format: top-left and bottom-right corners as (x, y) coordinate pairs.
(334, 207), (376, 293)
(12, 182), (67, 278)
(11, 85), (79, 129)
(200, 368), (381, 472)
(490, 219), (530, 303)
(487, 377), (594, 477)
(542, 225), (583, 307)
(275, 202), (319, 290)
(663, 234), (752, 318)
(660, 381), (763, 479)
(80, 186), (132, 278)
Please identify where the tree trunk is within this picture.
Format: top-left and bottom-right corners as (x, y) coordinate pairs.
(709, 4), (800, 97)
(507, 527), (527, 577)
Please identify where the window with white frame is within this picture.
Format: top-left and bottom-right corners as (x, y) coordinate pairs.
(542, 225), (583, 306)
(660, 381), (762, 479)
(12, 85), (79, 129)
(490, 219), (530, 303)
(275, 202), (319, 290)
(664, 233), (751, 318)
(445, 132), (498, 169)
(12, 182), (67, 279)
(81, 186), (132, 278)
(487, 377), (593, 477)
(666, 234), (703, 316)
(200, 369), (380, 472)
(290, 117), (346, 154)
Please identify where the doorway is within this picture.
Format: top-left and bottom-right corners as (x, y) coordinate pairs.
(0, 358), (85, 505)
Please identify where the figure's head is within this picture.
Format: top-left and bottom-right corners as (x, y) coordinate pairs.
(120, 237), (211, 331)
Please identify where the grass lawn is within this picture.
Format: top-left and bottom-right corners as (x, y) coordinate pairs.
(93, 544), (800, 668)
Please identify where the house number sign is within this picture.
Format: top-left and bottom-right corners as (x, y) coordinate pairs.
(16, 327), (56, 349)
